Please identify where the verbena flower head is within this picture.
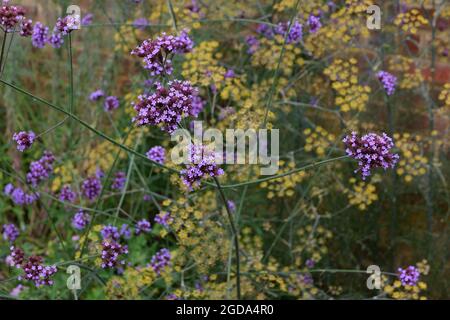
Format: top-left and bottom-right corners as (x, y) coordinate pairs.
(245, 35), (259, 54)
(0, 2), (26, 32)
(89, 89), (104, 101)
(54, 15), (78, 35)
(275, 19), (303, 43)
(81, 13), (93, 26)
(131, 30), (193, 76)
(2, 223), (19, 242)
(132, 80), (198, 133)
(48, 32), (63, 48)
(135, 219), (151, 235)
(133, 17), (148, 30)
(101, 240), (128, 269)
(307, 15), (322, 34)
(8, 246), (25, 268)
(81, 176), (102, 201)
(71, 210), (91, 230)
(112, 171), (126, 190)
(119, 224), (132, 239)
(100, 225), (120, 241)
(19, 18), (32, 36)
(31, 22), (48, 48)
(398, 265), (420, 286)
(12, 131), (36, 152)
(146, 146), (166, 165)
(59, 185), (76, 203)
(7, 185), (39, 206)
(26, 151), (55, 187)
(22, 255), (58, 287)
(154, 211), (173, 227)
(343, 132), (399, 180)
(180, 144), (224, 189)
(150, 248), (171, 275)
(377, 70), (397, 96)
(104, 96), (120, 112)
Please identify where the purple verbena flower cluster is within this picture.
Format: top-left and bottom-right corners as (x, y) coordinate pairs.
(2, 223), (19, 242)
(146, 146), (166, 165)
(131, 30), (193, 76)
(398, 265), (420, 286)
(4, 183), (39, 206)
(12, 131), (36, 152)
(59, 185), (77, 203)
(112, 171), (126, 190)
(71, 210), (91, 230)
(150, 248), (171, 275)
(343, 132), (399, 180)
(104, 96), (120, 112)
(0, 1), (31, 36)
(31, 22), (48, 48)
(22, 255), (58, 287)
(81, 176), (102, 201)
(100, 225), (120, 241)
(7, 246), (25, 268)
(307, 15), (322, 34)
(180, 144), (224, 189)
(135, 219), (151, 235)
(89, 89), (104, 101)
(26, 151), (55, 187)
(132, 80), (198, 133)
(377, 70), (397, 96)
(154, 211), (173, 227)
(101, 240), (128, 269)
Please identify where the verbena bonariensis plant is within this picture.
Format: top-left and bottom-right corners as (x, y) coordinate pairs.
(0, 0), (448, 300)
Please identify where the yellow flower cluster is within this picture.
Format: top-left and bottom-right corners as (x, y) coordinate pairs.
(114, 23), (143, 53)
(251, 35), (304, 76)
(393, 133), (428, 183)
(345, 177), (378, 211)
(303, 126), (336, 157)
(323, 58), (371, 112)
(394, 9), (429, 34)
(51, 161), (76, 192)
(106, 267), (157, 300)
(294, 224), (333, 263)
(388, 55), (423, 89)
(438, 83), (450, 108)
(259, 160), (306, 199)
(171, 0), (204, 29)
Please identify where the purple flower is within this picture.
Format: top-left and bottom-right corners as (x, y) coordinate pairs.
(9, 284), (25, 297)
(133, 18), (148, 30)
(227, 200), (236, 212)
(22, 255), (58, 287)
(131, 30), (193, 76)
(150, 248), (171, 275)
(19, 18), (32, 37)
(101, 240), (128, 269)
(132, 80), (198, 133)
(7, 246), (25, 268)
(48, 32), (63, 48)
(343, 132), (399, 180)
(81, 176), (102, 200)
(8, 185), (39, 206)
(246, 35), (259, 54)
(81, 13), (93, 26)
(12, 131), (36, 152)
(180, 144), (224, 189)
(146, 146), (166, 165)
(154, 212), (173, 227)
(0, 2), (26, 32)
(89, 89), (104, 101)
(59, 185), (77, 203)
(2, 223), (19, 242)
(307, 15), (322, 34)
(377, 71), (397, 96)
(54, 15), (78, 36)
(191, 94), (205, 118)
(305, 259), (315, 268)
(135, 219), (151, 235)
(257, 24), (274, 38)
(275, 20), (303, 43)
(100, 225), (120, 240)
(104, 96), (120, 112)
(26, 151), (55, 187)
(71, 210), (91, 230)
(398, 266), (420, 286)
(4, 183), (14, 195)
(112, 171), (126, 190)
(119, 224), (132, 239)
(31, 22), (48, 48)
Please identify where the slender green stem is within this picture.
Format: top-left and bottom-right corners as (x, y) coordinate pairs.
(214, 177), (241, 300)
(0, 31), (7, 76)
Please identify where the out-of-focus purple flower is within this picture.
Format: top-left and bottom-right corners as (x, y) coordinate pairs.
(22, 255), (58, 287)
(104, 96), (119, 112)
(180, 144), (224, 189)
(112, 171), (126, 190)
(8, 185), (39, 206)
(31, 22), (48, 48)
(135, 219), (151, 235)
(343, 132), (399, 180)
(9, 284), (26, 297)
(143, 194), (152, 201)
(81, 176), (102, 200)
(132, 80), (198, 133)
(307, 15), (322, 34)
(95, 167), (104, 179)
(133, 18), (148, 30)
(225, 69), (235, 78)
(245, 35), (259, 54)
(4, 183), (14, 196)
(119, 224), (132, 239)
(54, 15), (78, 36)
(19, 18), (32, 37)
(71, 210), (91, 230)
(154, 211), (173, 227)
(131, 30), (193, 76)
(257, 24), (274, 38)
(7, 246), (25, 268)
(26, 151), (55, 187)
(100, 225), (120, 241)
(0, 2), (26, 32)
(377, 71), (397, 96)
(101, 240), (128, 269)
(81, 13), (93, 26)
(12, 131), (36, 152)
(227, 200), (236, 212)
(146, 146), (166, 165)
(2, 223), (19, 242)
(306, 258), (315, 268)
(89, 89), (104, 101)
(150, 248), (171, 275)
(398, 266), (420, 286)
(48, 32), (63, 48)
(191, 94), (205, 118)
(59, 185), (77, 203)
(275, 20), (303, 43)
